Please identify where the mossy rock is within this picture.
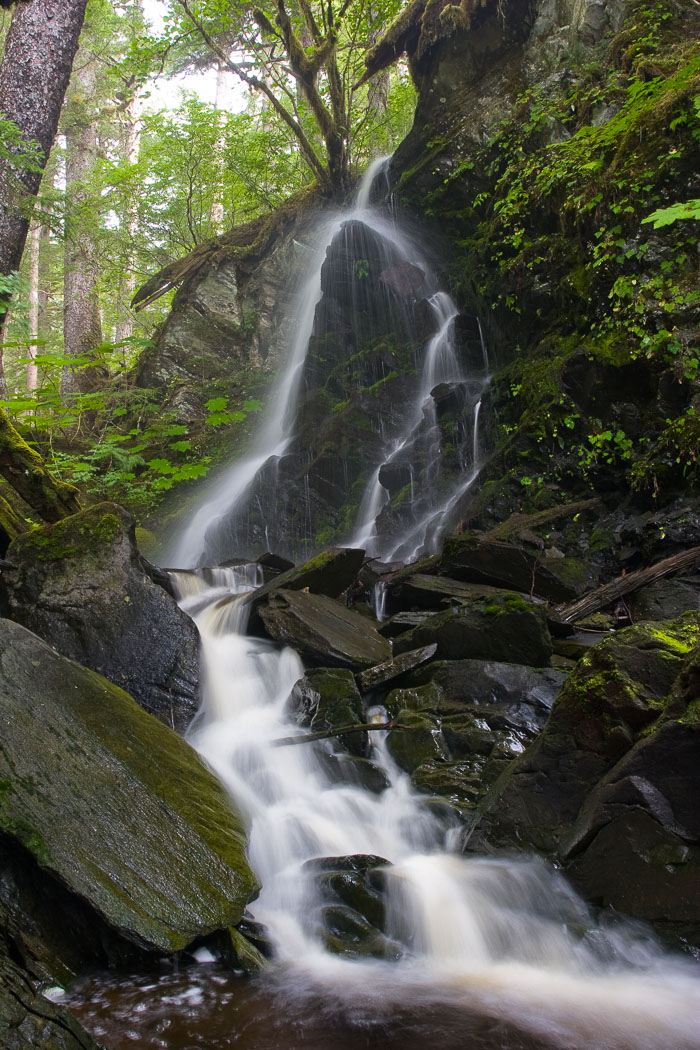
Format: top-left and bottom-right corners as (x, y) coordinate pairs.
(6, 502), (200, 731)
(393, 593), (552, 667)
(0, 618), (258, 954)
(288, 667), (367, 755)
(469, 614), (700, 866)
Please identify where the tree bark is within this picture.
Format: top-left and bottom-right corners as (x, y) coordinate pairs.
(62, 52), (104, 399)
(0, 0), (89, 279)
(27, 217), (40, 390)
(114, 89), (143, 350)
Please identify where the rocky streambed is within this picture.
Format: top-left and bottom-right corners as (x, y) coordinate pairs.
(1, 498), (699, 1048)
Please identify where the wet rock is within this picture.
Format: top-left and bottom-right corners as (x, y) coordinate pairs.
(305, 854), (398, 958)
(356, 643), (437, 693)
(288, 667), (367, 755)
(0, 925), (100, 1050)
(258, 589), (391, 669)
(468, 616), (700, 873)
(0, 618), (258, 954)
(5, 503), (199, 731)
(404, 658), (566, 721)
(392, 592), (553, 667)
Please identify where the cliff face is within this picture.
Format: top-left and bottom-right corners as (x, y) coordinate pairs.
(141, 0), (699, 569)
(387, 0), (700, 561)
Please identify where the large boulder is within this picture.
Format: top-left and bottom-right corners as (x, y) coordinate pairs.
(392, 591), (553, 667)
(288, 666), (368, 755)
(467, 615), (700, 942)
(258, 589), (391, 669)
(0, 618), (258, 955)
(5, 502), (199, 731)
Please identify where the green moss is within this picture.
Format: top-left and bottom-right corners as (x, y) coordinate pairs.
(17, 506), (125, 562)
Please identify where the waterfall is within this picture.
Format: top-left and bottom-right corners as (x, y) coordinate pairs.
(162, 563), (700, 1050)
(164, 156), (488, 568)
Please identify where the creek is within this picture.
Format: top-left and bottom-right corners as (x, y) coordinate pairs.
(65, 163), (700, 1049)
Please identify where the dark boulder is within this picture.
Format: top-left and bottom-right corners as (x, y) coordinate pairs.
(466, 615), (700, 943)
(304, 854), (398, 958)
(0, 925), (100, 1050)
(392, 592), (553, 667)
(0, 618), (258, 955)
(5, 502), (199, 731)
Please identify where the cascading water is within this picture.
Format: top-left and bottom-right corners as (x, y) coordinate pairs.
(164, 157), (489, 567)
(65, 162), (700, 1050)
(92, 563), (697, 1050)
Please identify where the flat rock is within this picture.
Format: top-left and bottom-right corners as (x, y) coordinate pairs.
(0, 618), (258, 954)
(6, 502), (199, 731)
(259, 589), (391, 669)
(356, 644), (438, 693)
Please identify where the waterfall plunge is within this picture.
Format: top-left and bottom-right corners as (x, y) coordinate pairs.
(165, 157), (488, 568)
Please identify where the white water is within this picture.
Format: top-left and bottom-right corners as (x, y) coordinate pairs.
(172, 565), (700, 1050)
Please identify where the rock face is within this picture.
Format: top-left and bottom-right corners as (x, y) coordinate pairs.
(0, 617), (258, 954)
(468, 615), (700, 941)
(6, 502), (199, 731)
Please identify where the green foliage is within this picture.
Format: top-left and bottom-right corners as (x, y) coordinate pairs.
(642, 198), (700, 227)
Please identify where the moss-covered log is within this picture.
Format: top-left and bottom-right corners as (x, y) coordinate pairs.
(0, 408), (80, 523)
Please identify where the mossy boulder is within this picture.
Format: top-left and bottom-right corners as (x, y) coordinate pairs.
(392, 592), (552, 667)
(0, 618), (258, 955)
(288, 666), (367, 755)
(6, 502), (199, 731)
(467, 615), (700, 941)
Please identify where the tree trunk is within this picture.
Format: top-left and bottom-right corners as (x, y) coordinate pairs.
(208, 63), (227, 236)
(62, 52), (104, 400)
(113, 90), (143, 351)
(27, 218), (40, 391)
(0, 0), (88, 281)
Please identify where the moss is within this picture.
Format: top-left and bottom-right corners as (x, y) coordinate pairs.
(17, 505), (126, 563)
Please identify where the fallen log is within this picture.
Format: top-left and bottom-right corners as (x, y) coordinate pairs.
(272, 720), (407, 747)
(556, 546), (700, 624)
(484, 498), (601, 542)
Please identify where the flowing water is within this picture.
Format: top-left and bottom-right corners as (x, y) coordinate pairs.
(66, 565), (700, 1050)
(164, 157), (488, 568)
(65, 161), (700, 1047)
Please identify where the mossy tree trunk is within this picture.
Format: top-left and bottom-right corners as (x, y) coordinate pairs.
(0, 408), (80, 524)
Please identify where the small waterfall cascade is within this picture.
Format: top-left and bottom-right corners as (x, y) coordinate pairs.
(164, 156), (489, 567)
(161, 566), (700, 1050)
(348, 287), (488, 563)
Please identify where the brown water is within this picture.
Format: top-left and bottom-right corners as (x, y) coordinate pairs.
(65, 965), (550, 1050)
